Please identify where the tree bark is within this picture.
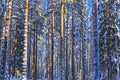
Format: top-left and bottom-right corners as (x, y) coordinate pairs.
(3, 0), (13, 78)
(23, 0), (29, 79)
(60, 0), (65, 79)
(51, 0), (54, 79)
(71, 8), (75, 80)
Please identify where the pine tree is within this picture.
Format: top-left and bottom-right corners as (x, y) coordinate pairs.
(23, 0), (29, 79)
(98, 0), (117, 79)
(92, 0), (100, 79)
(51, 0), (54, 80)
(0, 0), (6, 78)
(60, 0), (66, 79)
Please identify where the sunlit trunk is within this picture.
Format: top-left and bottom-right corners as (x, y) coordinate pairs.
(23, 0), (29, 79)
(3, 0), (13, 78)
(60, 0), (65, 79)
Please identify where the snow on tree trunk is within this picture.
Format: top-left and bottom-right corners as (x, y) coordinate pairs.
(23, 0), (29, 79)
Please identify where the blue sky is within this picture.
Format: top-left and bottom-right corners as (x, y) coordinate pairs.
(42, 0), (47, 9)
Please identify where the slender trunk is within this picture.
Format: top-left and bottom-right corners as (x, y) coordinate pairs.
(5, 0), (13, 38)
(32, 22), (37, 80)
(47, 29), (50, 80)
(71, 8), (75, 80)
(46, 2), (50, 80)
(23, 0), (29, 79)
(82, 1), (87, 79)
(65, 10), (68, 80)
(60, 0), (65, 79)
(116, 1), (120, 79)
(3, 0), (13, 78)
(35, 22), (38, 79)
(51, 0), (54, 79)
(9, 31), (12, 79)
(3, 36), (7, 78)
(92, 0), (99, 79)
(27, 19), (31, 79)
(82, 22), (85, 80)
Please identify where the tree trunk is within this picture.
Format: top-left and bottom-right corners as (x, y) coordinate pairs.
(60, 0), (65, 79)
(51, 0), (54, 79)
(47, 29), (50, 80)
(65, 8), (68, 80)
(32, 22), (38, 80)
(3, 0), (13, 78)
(23, 0), (29, 79)
(71, 8), (75, 80)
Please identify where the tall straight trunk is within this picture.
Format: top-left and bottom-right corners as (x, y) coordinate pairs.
(48, 30), (50, 80)
(1, 0), (7, 43)
(116, 1), (120, 79)
(32, 22), (37, 80)
(12, 27), (18, 76)
(46, 2), (50, 80)
(5, 0), (13, 38)
(35, 22), (38, 79)
(65, 5), (69, 80)
(92, 0), (99, 79)
(81, 1), (87, 80)
(0, 0), (6, 77)
(60, 0), (64, 38)
(51, 0), (54, 79)
(107, 28), (111, 80)
(82, 21), (85, 80)
(9, 30), (12, 79)
(27, 30), (30, 79)
(71, 8), (75, 80)
(23, 0), (29, 79)
(27, 8), (33, 79)
(46, 29), (50, 80)
(12, 27), (17, 76)
(3, 0), (13, 78)
(60, 0), (65, 79)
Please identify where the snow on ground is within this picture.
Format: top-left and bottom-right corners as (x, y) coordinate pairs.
(10, 77), (48, 80)
(10, 76), (22, 80)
